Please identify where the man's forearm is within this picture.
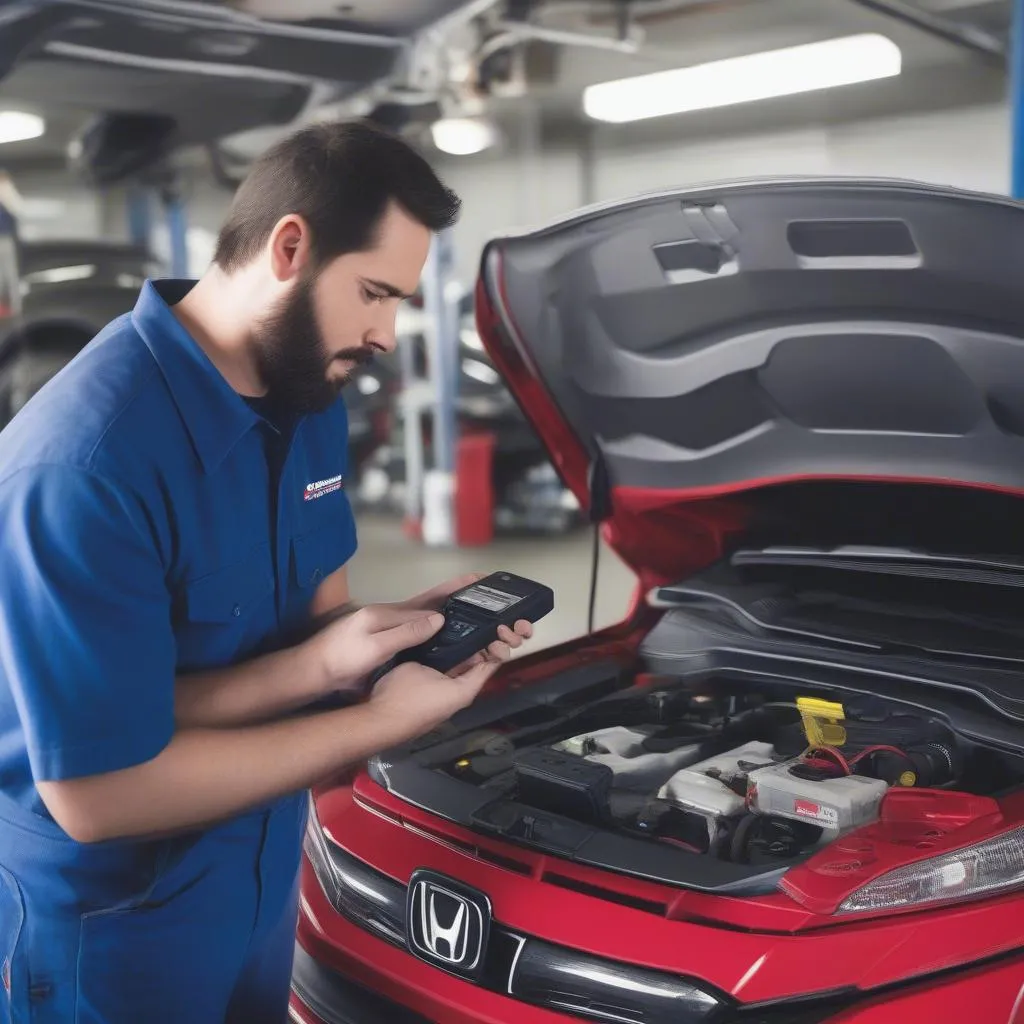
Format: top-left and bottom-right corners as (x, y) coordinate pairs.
(37, 700), (409, 844)
(175, 640), (333, 729)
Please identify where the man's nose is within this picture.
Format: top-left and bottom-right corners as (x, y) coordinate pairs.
(368, 317), (398, 355)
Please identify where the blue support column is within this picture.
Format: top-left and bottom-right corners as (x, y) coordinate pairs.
(164, 192), (189, 278)
(126, 188), (152, 249)
(1012, 0), (1024, 198)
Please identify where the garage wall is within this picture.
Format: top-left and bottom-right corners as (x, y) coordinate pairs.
(13, 171), (107, 241)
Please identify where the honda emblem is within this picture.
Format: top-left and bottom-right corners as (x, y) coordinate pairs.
(406, 871), (491, 979)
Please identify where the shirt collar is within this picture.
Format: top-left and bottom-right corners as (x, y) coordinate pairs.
(132, 279), (262, 474)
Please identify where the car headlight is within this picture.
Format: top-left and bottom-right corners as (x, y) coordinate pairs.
(838, 825), (1024, 914)
(303, 803), (406, 946)
(366, 754), (392, 790)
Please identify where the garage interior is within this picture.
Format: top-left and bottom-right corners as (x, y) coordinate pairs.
(3, 2), (1024, 1023)
(1, 0), (1017, 649)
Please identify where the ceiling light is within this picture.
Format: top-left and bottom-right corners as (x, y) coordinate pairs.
(431, 117), (496, 156)
(583, 33), (902, 124)
(0, 111), (45, 145)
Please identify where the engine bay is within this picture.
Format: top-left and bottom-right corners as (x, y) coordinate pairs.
(426, 677), (1013, 871)
(374, 502), (1024, 891)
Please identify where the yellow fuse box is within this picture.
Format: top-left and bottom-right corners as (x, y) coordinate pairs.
(797, 696), (847, 748)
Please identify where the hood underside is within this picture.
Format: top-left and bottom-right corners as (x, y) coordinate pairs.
(477, 179), (1024, 521)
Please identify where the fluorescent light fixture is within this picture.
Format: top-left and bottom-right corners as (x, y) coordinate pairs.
(23, 264), (96, 287)
(583, 33), (902, 124)
(0, 111), (45, 145)
(431, 117), (496, 156)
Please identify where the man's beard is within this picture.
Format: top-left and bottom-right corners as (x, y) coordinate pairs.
(251, 276), (376, 416)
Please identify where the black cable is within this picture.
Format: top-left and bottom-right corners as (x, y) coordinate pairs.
(586, 451), (610, 636)
(587, 519), (601, 635)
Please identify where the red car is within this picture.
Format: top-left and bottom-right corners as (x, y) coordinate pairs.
(290, 178), (1024, 1024)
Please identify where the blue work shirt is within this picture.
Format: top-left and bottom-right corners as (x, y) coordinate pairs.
(0, 280), (357, 987)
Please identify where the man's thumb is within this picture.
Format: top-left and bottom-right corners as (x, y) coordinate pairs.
(378, 612), (444, 655)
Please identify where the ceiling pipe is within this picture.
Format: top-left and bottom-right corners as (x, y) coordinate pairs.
(846, 0), (1005, 62)
(490, 19), (644, 54)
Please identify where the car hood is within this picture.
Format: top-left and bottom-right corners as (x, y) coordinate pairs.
(476, 178), (1024, 584)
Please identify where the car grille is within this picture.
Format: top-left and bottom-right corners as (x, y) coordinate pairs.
(304, 821), (845, 1024)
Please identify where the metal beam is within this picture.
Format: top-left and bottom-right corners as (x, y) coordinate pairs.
(847, 0), (1006, 62)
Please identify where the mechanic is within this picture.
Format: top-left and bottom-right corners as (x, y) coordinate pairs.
(0, 120), (532, 1023)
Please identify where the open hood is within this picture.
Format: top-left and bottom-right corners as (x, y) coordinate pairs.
(476, 179), (1024, 584)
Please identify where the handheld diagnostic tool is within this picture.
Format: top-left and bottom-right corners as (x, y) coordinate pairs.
(395, 572), (554, 675)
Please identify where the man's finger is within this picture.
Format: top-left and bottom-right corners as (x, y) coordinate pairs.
(449, 659), (499, 699)
(496, 625), (524, 649)
(372, 612), (444, 656)
(487, 639), (513, 661)
(359, 604), (445, 633)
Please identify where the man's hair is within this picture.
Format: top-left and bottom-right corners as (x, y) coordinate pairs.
(213, 119), (461, 272)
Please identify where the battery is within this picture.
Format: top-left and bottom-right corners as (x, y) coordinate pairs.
(658, 741), (776, 823)
(747, 760), (888, 832)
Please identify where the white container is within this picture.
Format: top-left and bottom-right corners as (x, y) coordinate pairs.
(421, 469), (455, 547)
(658, 741), (776, 821)
(747, 760), (888, 832)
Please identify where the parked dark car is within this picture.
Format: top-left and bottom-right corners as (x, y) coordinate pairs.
(0, 241), (394, 464)
(292, 177), (1024, 1024)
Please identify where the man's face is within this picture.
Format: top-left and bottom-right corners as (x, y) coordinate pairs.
(252, 201), (432, 415)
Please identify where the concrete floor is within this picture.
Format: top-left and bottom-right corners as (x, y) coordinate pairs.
(346, 514), (639, 655)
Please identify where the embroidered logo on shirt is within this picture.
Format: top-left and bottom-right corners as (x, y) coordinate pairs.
(304, 474), (344, 501)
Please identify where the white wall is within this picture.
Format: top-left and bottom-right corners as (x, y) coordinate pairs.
(436, 101), (1012, 282)
(11, 171), (108, 242)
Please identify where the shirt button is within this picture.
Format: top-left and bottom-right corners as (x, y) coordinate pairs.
(232, 604), (242, 617)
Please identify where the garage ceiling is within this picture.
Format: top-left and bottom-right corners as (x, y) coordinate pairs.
(0, 0), (1013, 172)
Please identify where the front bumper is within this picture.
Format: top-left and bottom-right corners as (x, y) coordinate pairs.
(290, 945), (432, 1024)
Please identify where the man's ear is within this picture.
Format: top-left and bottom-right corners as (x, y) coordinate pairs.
(267, 214), (314, 283)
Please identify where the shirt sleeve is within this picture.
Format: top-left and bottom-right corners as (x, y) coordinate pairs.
(0, 463), (176, 782)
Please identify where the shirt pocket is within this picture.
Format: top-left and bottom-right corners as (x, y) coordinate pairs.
(175, 546), (276, 668)
(185, 555), (275, 623)
(291, 519), (356, 592)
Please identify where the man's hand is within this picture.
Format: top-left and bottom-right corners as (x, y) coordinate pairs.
(364, 655), (502, 738)
(309, 604), (445, 693)
(390, 572), (535, 669)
